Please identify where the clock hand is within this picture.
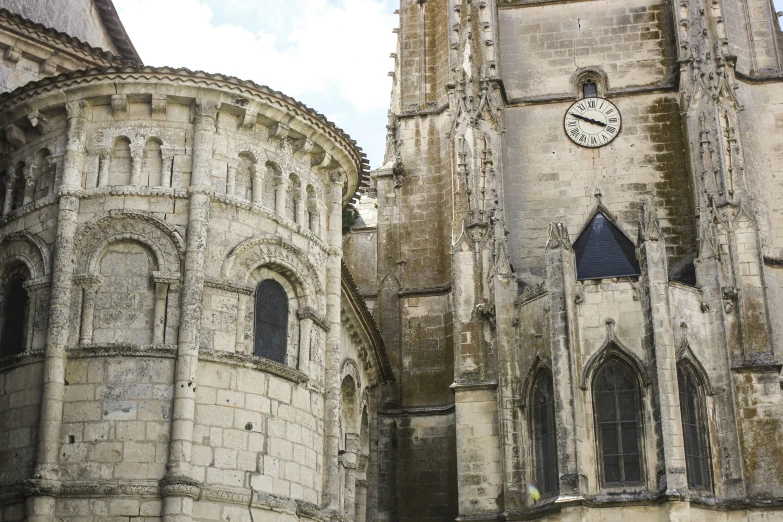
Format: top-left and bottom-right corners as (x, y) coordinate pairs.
(569, 113), (607, 127)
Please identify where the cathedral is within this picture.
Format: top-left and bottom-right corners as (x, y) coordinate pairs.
(0, 0), (782, 521)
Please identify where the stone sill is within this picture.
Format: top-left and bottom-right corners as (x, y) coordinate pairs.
(198, 349), (309, 384)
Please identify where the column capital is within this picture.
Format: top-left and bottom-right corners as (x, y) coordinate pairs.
(193, 98), (220, 120)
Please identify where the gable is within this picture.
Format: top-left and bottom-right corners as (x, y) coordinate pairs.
(573, 213), (640, 280)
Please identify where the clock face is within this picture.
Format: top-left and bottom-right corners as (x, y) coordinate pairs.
(563, 97), (621, 148)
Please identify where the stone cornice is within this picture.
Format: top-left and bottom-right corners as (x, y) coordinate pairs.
(66, 344), (177, 360)
(0, 66), (369, 206)
(0, 8), (135, 68)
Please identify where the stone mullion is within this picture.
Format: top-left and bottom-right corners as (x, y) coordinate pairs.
(130, 145), (143, 186)
(343, 432), (360, 521)
(97, 147), (111, 187)
(322, 170), (345, 512)
(74, 275), (102, 346)
(226, 164), (237, 197)
(250, 165), (262, 204)
(297, 315), (313, 376)
(637, 205), (688, 495)
(235, 292), (249, 354)
(544, 222), (582, 499)
(27, 99), (89, 522)
(2, 166), (17, 215)
(161, 148), (175, 188)
(161, 98), (219, 522)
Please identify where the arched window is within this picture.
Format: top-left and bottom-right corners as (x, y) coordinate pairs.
(531, 370), (558, 497)
(678, 362), (712, 491)
(0, 266), (29, 358)
(253, 279), (288, 364)
(582, 79), (598, 98)
(593, 357), (643, 487)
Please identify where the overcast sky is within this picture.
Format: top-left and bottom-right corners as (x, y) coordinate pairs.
(115, 0), (783, 168)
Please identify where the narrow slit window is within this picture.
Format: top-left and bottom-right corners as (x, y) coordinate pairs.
(531, 370), (559, 498)
(678, 363), (712, 491)
(593, 357), (644, 487)
(253, 279), (288, 364)
(583, 79), (598, 98)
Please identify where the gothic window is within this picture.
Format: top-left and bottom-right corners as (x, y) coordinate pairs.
(583, 79), (598, 98)
(531, 370), (559, 497)
(254, 279), (288, 364)
(0, 265), (30, 358)
(594, 357), (643, 487)
(678, 362), (712, 491)
(573, 212), (640, 280)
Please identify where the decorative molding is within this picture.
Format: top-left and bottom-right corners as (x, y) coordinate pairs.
(0, 350), (44, 372)
(159, 475), (201, 499)
(514, 282), (548, 306)
(66, 344), (177, 359)
(450, 381), (498, 391)
(198, 349), (309, 384)
(378, 404), (455, 416)
(204, 276), (255, 296)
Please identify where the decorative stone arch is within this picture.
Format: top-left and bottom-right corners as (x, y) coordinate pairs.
(571, 67), (609, 99)
(73, 210), (184, 346)
(520, 354), (553, 410)
(222, 234), (323, 309)
(341, 358), (362, 392)
(75, 210), (184, 275)
(676, 341), (715, 396)
(0, 232), (51, 280)
(580, 319), (650, 389)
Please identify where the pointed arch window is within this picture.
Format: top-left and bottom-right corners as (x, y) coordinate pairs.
(531, 370), (559, 497)
(678, 362), (712, 491)
(593, 357), (643, 487)
(0, 265), (30, 358)
(254, 279), (288, 364)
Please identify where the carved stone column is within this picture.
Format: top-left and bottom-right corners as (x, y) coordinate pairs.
(234, 286), (253, 354)
(21, 278), (48, 353)
(161, 147), (175, 188)
(343, 433), (360, 522)
(322, 169), (346, 511)
(637, 202), (688, 494)
(74, 274), (102, 346)
(22, 164), (36, 205)
(275, 175), (287, 216)
(544, 221), (584, 499)
(27, 99), (89, 522)
(250, 165), (262, 204)
(226, 164), (237, 197)
(162, 97), (218, 522)
(355, 455), (369, 522)
(295, 184), (306, 227)
(130, 145), (143, 186)
(152, 272), (179, 345)
(97, 147), (111, 187)
(297, 312), (313, 376)
(2, 166), (16, 215)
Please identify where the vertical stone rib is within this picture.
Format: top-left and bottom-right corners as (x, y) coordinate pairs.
(161, 97), (219, 522)
(544, 226), (581, 498)
(322, 169), (346, 511)
(27, 99), (88, 522)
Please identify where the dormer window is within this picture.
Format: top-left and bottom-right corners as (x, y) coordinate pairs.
(583, 79), (598, 98)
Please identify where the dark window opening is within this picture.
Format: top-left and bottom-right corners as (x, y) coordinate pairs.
(0, 272), (29, 358)
(253, 279), (288, 364)
(594, 357), (644, 487)
(583, 79), (598, 98)
(678, 363), (712, 491)
(531, 370), (559, 497)
(573, 212), (640, 280)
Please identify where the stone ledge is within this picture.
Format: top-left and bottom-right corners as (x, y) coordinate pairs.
(66, 344), (177, 359)
(0, 350), (44, 371)
(198, 349), (309, 384)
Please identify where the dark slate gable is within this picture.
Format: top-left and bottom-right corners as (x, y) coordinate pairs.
(573, 213), (640, 280)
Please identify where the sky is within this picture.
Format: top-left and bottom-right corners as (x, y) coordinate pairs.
(114, 0), (399, 169)
(115, 0), (783, 168)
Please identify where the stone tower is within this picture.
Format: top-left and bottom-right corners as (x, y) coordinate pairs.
(344, 0), (783, 521)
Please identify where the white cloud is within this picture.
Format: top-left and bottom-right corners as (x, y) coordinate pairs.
(114, 0), (396, 114)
